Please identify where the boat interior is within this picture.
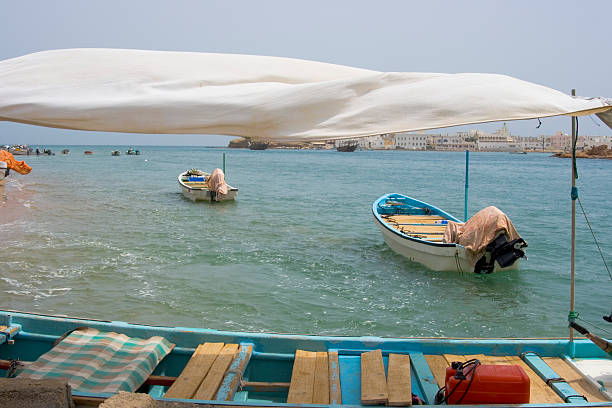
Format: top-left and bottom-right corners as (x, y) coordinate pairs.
(381, 214), (449, 242)
(0, 313), (610, 406)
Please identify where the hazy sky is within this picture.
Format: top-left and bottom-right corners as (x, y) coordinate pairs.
(1, 0), (611, 146)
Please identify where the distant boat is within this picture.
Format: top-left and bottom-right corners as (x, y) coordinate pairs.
(84, 151), (93, 155)
(178, 168), (238, 202)
(61, 149), (70, 154)
(337, 141), (358, 152)
(249, 141), (269, 150)
(111, 150), (120, 156)
(372, 193), (527, 273)
(126, 148), (140, 155)
(510, 151), (528, 154)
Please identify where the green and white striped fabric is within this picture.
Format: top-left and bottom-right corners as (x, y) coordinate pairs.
(17, 327), (174, 393)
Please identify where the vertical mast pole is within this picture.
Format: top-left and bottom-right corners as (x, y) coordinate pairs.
(570, 89), (577, 342)
(223, 152), (226, 175)
(464, 149), (469, 222)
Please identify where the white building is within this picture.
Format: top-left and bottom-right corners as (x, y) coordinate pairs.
(395, 132), (429, 150)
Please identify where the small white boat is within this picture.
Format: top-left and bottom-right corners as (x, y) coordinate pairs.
(178, 168), (238, 202)
(372, 193), (527, 273)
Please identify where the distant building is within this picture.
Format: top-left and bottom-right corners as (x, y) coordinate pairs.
(395, 132), (429, 150)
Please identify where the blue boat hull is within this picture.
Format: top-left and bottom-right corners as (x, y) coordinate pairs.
(0, 309), (609, 406)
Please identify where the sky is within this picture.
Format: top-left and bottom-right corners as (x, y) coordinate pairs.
(1, 0), (611, 146)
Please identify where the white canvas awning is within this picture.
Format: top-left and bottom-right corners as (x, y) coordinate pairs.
(0, 48), (610, 142)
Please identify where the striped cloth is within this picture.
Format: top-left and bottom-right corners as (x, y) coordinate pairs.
(17, 327), (174, 393)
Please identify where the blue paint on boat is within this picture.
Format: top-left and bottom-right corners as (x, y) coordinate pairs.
(1, 310), (611, 406)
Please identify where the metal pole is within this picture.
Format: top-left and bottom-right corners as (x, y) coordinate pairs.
(223, 152), (226, 175)
(464, 149), (469, 222)
(570, 89), (576, 342)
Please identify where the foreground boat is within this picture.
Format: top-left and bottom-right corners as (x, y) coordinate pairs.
(373, 193), (527, 273)
(0, 309), (611, 406)
(178, 168), (238, 202)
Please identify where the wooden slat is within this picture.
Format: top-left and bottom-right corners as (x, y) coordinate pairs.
(287, 350), (316, 404)
(215, 344), (253, 401)
(543, 357), (607, 402)
(385, 215), (445, 221)
(505, 356), (564, 403)
(164, 342), (224, 399)
(396, 225), (447, 233)
(313, 352), (330, 404)
(361, 349), (388, 405)
(194, 343), (239, 400)
(424, 355), (449, 387)
(328, 351), (342, 404)
(387, 354), (411, 406)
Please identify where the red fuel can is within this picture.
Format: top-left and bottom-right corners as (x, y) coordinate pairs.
(444, 363), (530, 404)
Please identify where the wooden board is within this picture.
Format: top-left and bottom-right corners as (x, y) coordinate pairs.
(505, 356), (563, 403)
(287, 350), (316, 404)
(194, 343), (239, 400)
(216, 344), (253, 401)
(361, 349), (388, 405)
(313, 352), (330, 404)
(385, 215), (445, 221)
(543, 357), (607, 402)
(395, 225), (447, 233)
(328, 351), (342, 404)
(387, 354), (411, 406)
(424, 355), (449, 387)
(164, 342), (224, 399)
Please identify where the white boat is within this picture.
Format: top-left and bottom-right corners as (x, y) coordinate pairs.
(372, 193), (527, 273)
(178, 169), (238, 202)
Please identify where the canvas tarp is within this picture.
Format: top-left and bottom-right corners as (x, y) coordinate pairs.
(443, 206), (523, 263)
(0, 48), (610, 141)
(208, 168), (228, 200)
(0, 150), (32, 174)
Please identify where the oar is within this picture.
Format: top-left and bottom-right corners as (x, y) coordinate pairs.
(569, 321), (612, 356)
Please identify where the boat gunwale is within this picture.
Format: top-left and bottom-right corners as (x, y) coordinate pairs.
(372, 193), (461, 248)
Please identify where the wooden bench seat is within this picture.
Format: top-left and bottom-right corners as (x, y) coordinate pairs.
(164, 342), (251, 401)
(361, 350), (412, 406)
(287, 350), (342, 404)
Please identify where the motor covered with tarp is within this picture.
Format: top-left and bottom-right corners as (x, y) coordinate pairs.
(444, 206), (527, 273)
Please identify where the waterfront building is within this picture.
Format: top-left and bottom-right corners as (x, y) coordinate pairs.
(395, 132), (430, 150)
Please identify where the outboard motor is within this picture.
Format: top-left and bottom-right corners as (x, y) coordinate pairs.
(474, 234), (528, 274)
(0, 161), (8, 178)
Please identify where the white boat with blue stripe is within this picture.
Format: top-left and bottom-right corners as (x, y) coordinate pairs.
(373, 193), (527, 273)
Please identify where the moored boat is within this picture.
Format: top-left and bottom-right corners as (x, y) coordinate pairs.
(178, 168), (238, 202)
(111, 150), (120, 156)
(372, 193), (527, 273)
(0, 309), (611, 406)
(337, 141), (358, 152)
(61, 148), (70, 154)
(126, 147), (140, 155)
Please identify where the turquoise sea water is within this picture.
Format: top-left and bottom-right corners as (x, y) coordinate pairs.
(1, 146), (611, 338)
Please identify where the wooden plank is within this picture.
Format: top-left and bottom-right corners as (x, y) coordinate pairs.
(194, 343), (239, 400)
(164, 342), (224, 399)
(287, 350), (316, 404)
(215, 344), (253, 401)
(328, 351), (342, 404)
(387, 354), (411, 406)
(361, 349), (388, 405)
(424, 355), (449, 387)
(543, 357), (607, 402)
(396, 225), (447, 233)
(386, 215), (445, 221)
(505, 356), (563, 403)
(312, 352), (330, 404)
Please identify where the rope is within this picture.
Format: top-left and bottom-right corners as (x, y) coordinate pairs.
(572, 117), (579, 180)
(576, 197), (612, 280)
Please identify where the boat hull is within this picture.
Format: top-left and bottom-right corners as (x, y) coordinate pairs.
(179, 184), (238, 202)
(0, 309), (609, 407)
(373, 193), (520, 273)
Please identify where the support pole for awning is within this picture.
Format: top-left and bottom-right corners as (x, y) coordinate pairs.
(464, 150), (469, 222)
(569, 89), (577, 346)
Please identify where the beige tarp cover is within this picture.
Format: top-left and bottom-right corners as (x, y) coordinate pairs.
(208, 168), (228, 201)
(443, 206), (523, 263)
(0, 48), (611, 141)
